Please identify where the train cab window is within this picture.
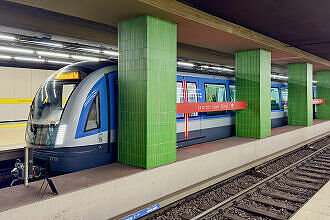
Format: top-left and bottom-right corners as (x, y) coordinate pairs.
(229, 85), (236, 101)
(271, 87), (280, 110)
(176, 81), (198, 118)
(205, 83), (227, 116)
(85, 93), (100, 132)
(281, 87), (288, 110)
(62, 84), (75, 108)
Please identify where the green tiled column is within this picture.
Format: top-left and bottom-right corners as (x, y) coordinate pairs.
(235, 49), (271, 138)
(288, 63), (313, 126)
(118, 15), (177, 168)
(316, 71), (330, 119)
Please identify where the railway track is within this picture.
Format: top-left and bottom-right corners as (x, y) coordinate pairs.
(142, 137), (330, 220)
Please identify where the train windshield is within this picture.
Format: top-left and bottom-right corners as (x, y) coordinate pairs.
(26, 67), (87, 147)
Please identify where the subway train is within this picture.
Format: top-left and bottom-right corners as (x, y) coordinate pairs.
(25, 61), (296, 173)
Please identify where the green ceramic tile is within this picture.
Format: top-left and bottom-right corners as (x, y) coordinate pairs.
(118, 15), (177, 168)
(288, 63), (313, 126)
(316, 71), (330, 119)
(235, 49), (271, 138)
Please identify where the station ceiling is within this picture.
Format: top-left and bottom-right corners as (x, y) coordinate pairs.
(178, 0), (330, 61)
(3, 0), (330, 72)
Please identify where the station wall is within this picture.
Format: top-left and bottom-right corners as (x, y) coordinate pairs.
(0, 66), (54, 122)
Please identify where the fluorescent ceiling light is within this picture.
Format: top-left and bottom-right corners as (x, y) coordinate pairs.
(222, 67), (234, 72)
(14, 56), (45, 62)
(271, 74), (288, 79)
(177, 61), (194, 67)
(48, 60), (73, 65)
(0, 34), (16, 41)
(104, 50), (119, 56)
(209, 66), (223, 71)
(0, 46), (34, 54)
(33, 41), (63, 48)
(0, 54), (11, 59)
(37, 51), (69, 58)
(78, 48), (101, 53)
(72, 55), (100, 61)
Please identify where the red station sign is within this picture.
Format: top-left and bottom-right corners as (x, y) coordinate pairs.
(177, 101), (247, 114)
(313, 99), (325, 104)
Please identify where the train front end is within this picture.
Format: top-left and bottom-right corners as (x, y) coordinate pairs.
(25, 65), (86, 174)
(22, 61), (118, 176)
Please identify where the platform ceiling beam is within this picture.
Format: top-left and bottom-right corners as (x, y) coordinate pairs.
(235, 49), (271, 138)
(6, 0), (330, 70)
(288, 63), (313, 126)
(316, 71), (330, 119)
(118, 15), (177, 168)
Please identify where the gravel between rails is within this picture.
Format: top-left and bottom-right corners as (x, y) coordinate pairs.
(142, 136), (330, 220)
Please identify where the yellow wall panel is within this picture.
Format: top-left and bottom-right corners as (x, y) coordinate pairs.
(0, 67), (55, 122)
(0, 67), (15, 99)
(14, 68), (32, 99)
(0, 104), (15, 121)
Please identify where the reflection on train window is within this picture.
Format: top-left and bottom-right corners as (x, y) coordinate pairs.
(85, 93), (100, 132)
(205, 83), (227, 116)
(281, 87), (288, 110)
(271, 87), (280, 110)
(176, 81), (198, 118)
(229, 85), (236, 102)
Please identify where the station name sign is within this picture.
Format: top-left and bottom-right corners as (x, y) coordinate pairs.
(177, 101), (248, 114)
(313, 99), (325, 104)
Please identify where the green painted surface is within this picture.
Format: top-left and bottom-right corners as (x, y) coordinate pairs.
(118, 15), (177, 168)
(235, 49), (271, 138)
(317, 71), (330, 119)
(288, 63), (313, 126)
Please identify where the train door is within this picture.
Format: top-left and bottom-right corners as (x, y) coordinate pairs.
(176, 75), (201, 147)
(106, 72), (118, 162)
(313, 86), (317, 119)
(200, 77), (232, 141)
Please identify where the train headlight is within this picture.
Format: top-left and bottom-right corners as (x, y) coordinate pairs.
(55, 124), (67, 145)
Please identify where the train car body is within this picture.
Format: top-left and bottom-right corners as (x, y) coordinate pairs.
(25, 61), (303, 173)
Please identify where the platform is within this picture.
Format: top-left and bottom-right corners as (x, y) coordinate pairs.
(0, 125), (25, 161)
(0, 119), (330, 220)
(0, 124), (26, 150)
(290, 181), (330, 220)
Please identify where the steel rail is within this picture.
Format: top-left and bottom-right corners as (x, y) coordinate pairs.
(191, 143), (330, 219)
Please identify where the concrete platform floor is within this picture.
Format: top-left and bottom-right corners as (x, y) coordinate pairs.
(0, 119), (329, 220)
(290, 181), (330, 220)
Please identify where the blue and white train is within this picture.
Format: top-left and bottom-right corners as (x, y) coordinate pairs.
(26, 61), (296, 173)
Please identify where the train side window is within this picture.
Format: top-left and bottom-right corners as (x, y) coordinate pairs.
(177, 82), (184, 103)
(229, 85), (236, 101)
(271, 87), (280, 110)
(176, 82), (184, 118)
(280, 87), (288, 110)
(205, 83), (227, 116)
(176, 81), (198, 118)
(84, 93), (100, 132)
(187, 82), (198, 117)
